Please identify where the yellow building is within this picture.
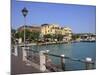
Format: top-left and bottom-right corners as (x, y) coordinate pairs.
(41, 24), (60, 35)
(41, 24), (72, 41)
(62, 27), (72, 41)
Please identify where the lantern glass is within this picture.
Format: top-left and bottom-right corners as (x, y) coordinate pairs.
(22, 7), (28, 17)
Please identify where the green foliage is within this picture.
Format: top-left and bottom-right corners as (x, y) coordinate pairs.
(43, 34), (64, 41)
(43, 34), (52, 39)
(30, 32), (40, 41)
(56, 34), (64, 41)
(13, 29), (40, 42)
(11, 29), (16, 44)
(72, 34), (80, 40)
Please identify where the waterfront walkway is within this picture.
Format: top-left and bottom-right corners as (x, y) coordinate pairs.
(11, 47), (41, 75)
(11, 44), (95, 75)
(11, 46), (62, 75)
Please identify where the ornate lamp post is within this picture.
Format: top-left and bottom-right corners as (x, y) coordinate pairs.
(22, 7), (28, 47)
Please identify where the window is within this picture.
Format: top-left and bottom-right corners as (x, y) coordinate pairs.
(51, 29), (52, 32)
(45, 31), (47, 34)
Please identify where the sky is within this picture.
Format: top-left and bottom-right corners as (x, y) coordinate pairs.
(11, 0), (96, 33)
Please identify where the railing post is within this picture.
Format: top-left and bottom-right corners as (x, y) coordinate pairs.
(22, 47), (27, 61)
(45, 50), (50, 63)
(61, 54), (66, 71)
(14, 45), (18, 56)
(85, 57), (94, 70)
(26, 46), (30, 57)
(39, 51), (46, 72)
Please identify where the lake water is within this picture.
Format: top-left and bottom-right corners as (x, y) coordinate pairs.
(32, 42), (96, 71)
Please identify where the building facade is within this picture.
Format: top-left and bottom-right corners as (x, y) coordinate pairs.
(41, 24), (72, 41)
(16, 24), (72, 42)
(41, 24), (59, 35)
(17, 25), (41, 32)
(62, 27), (72, 41)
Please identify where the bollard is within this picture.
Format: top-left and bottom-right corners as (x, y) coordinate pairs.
(14, 45), (18, 56)
(39, 51), (46, 72)
(61, 54), (66, 71)
(85, 57), (94, 70)
(22, 47), (27, 61)
(45, 50), (50, 63)
(26, 46), (30, 57)
(46, 50), (50, 53)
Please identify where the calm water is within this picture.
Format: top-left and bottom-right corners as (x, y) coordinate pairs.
(32, 42), (96, 71)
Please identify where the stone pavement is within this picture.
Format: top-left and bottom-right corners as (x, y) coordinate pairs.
(11, 47), (41, 75)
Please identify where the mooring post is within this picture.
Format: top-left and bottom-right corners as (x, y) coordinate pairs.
(45, 50), (50, 63)
(22, 47), (27, 61)
(14, 45), (18, 56)
(61, 54), (66, 71)
(26, 46), (30, 57)
(85, 57), (94, 70)
(39, 51), (46, 72)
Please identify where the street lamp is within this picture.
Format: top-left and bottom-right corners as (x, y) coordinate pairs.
(22, 7), (28, 47)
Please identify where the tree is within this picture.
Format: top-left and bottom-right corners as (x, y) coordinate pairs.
(72, 34), (80, 40)
(14, 29), (31, 42)
(15, 31), (20, 39)
(43, 34), (52, 38)
(56, 34), (64, 41)
(25, 29), (31, 39)
(43, 34), (52, 41)
(11, 29), (16, 44)
(30, 32), (40, 42)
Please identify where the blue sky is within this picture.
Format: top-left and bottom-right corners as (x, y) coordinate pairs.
(11, 0), (96, 33)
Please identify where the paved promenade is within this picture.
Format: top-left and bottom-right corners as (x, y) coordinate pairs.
(11, 47), (41, 75)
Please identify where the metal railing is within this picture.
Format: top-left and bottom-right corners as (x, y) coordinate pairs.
(44, 52), (95, 71)
(12, 45), (95, 72)
(25, 48), (95, 71)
